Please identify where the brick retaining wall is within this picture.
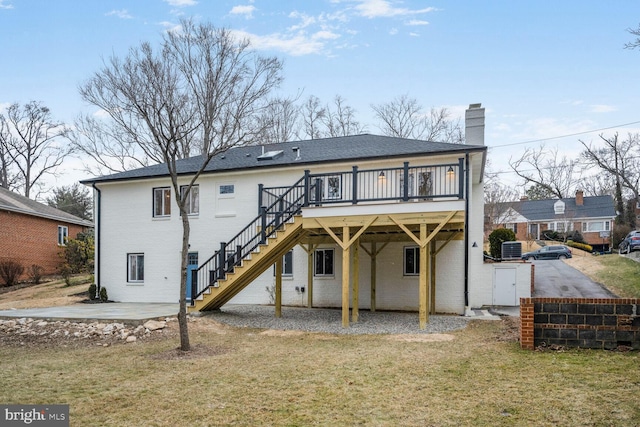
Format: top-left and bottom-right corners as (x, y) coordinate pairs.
(520, 297), (640, 350)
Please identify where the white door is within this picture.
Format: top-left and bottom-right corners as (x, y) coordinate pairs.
(493, 267), (517, 306)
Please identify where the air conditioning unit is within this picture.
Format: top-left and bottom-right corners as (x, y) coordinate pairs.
(501, 242), (522, 260)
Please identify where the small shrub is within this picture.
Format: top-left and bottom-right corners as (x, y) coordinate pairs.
(566, 230), (586, 244)
(566, 240), (593, 253)
(28, 264), (45, 284)
(488, 228), (516, 258)
(99, 287), (108, 302)
(60, 263), (72, 286)
(88, 284), (97, 300)
(0, 260), (24, 287)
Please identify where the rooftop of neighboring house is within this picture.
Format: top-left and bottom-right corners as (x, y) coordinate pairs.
(0, 187), (94, 227)
(80, 133), (487, 185)
(495, 191), (615, 222)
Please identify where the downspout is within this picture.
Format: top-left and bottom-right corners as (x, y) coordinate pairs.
(464, 153), (470, 311)
(92, 183), (101, 294)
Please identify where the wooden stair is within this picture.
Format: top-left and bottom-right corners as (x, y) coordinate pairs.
(189, 216), (305, 312)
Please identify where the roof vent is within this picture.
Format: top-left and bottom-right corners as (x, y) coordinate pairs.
(257, 150), (284, 161)
(292, 147), (301, 161)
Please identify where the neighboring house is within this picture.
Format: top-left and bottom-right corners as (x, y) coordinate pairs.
(82, 104), (532, 329)
(0, 187), (94, 278)
(490, 191), (616, 252)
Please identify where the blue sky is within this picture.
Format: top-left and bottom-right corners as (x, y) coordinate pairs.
(1, 0), (639, 192)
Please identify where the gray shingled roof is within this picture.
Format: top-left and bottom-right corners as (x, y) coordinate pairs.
(81, 134), (486, 184)
(0, 187), (94, 227)
(501, 195), (615, 221)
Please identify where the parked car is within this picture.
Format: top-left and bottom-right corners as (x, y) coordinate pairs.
(618, 230), (640, 254)
(521, 245), (572, 260)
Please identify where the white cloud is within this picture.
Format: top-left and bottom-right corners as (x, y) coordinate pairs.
(407, 19), (429, 26)
(312, 30), (340, 40)
(158, 21), (183, 33)
(589, 104), (617, 113)
(164, 0), (197, 7)
(0, 0), (13, 10)
(409, 32), (419, 37)
(389, 28), (398, 35)
(105, 9), (132, 19)
(288, 11), (317, 31)
(230, 5), (256, 18)
(352, 0), (436, 19)
(230, 29), (325, 56)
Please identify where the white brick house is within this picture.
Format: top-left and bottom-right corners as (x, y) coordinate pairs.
(82, 104), (530, 328)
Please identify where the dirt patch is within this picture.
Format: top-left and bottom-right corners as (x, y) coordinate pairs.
(149, 343), (229, 360)
(563, 255), (605, 280)
(0, 278), (89, 310)
(387, 333), (455, 343)
(260, 329), (307, 337)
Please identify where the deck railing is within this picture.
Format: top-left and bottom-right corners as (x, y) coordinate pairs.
(192, 159), (465, 305)
(190, 176), (306, 304)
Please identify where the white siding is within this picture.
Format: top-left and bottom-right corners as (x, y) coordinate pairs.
(95, 151), (487, 315)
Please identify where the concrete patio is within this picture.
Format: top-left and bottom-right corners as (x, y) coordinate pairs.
(0, 303), (179, 323)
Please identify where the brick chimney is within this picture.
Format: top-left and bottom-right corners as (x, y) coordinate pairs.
(465, 103), (485, 146)
(575, 190), (584, 206)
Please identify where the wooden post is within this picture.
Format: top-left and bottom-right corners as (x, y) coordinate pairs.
(370, 242), (377, 312)
(352, 239), (359, 323)
(342, 226), (350, 328)
(419, 223), (429, 329)
(307, 245), (315, 308)
(275, 257), (282, 318)
(430, 239), (437, 314)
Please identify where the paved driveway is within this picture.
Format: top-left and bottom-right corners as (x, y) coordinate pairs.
(532, 260), (617, 298)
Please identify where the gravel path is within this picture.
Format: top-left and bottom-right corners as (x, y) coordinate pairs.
(200, 304), (471, 335)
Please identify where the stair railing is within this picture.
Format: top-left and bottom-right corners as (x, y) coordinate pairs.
(191, 176), (308, 304)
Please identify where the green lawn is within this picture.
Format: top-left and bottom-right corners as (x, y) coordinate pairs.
(592, 254), (640, 298)
(1, 318), (638, 426)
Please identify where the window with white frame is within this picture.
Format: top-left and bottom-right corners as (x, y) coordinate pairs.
(127, 253), (144, 282)
(273, 250), (293, 277)
(582, 220), (611, 233)
(404, 246), (420, 276)
(180, 185), (199, 215)
(153, 187), (171, 217)
(57, 225), (68, 246)
(314, 248), (334, 276)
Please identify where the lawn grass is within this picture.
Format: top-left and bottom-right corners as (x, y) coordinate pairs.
(584, 254), (640, 298)
(1, 319), (638, 426)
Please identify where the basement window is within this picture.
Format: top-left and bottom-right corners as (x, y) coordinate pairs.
(404, 246), (420, 276)
(127, 253), (144, 283)
(314, 248), (334, 277)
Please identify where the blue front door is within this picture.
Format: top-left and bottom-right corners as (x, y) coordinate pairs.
(186, 252), (198, 300)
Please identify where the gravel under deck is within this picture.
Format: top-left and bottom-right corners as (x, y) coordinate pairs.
(199, 305), (471, 335)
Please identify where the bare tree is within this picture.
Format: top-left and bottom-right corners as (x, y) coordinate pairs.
(257, 96), (301, 144)
(580, 133), (640, 227)
(0, 117), (17, 190)
(483, 161), (519, 233)
(69, 114), (152, 176)
(625, 23), (640, 49)
(577, 173), (616, 197)
(509, 145), (579, 199)
(372, 94), (464, 143)
(322, 95), (366, 137)
(80, 20), (283, 351)
(0, 101), (71, 198)
(299, 95), (326, 140)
